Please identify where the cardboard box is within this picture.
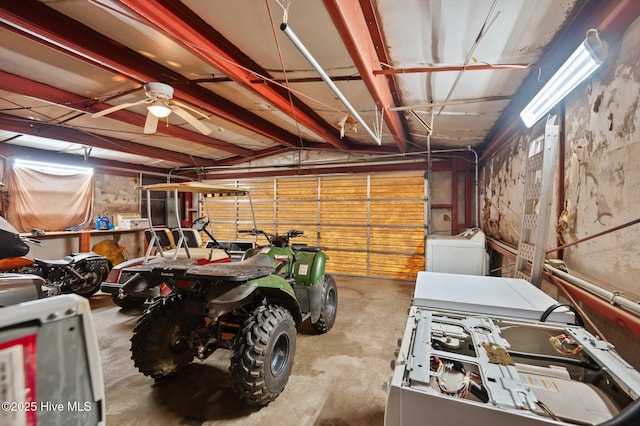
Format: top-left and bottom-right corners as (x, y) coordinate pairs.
(119, 218), (150, 230)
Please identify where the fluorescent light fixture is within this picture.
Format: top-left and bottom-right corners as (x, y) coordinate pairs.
(147, 101), (172, 118)
(520, 29), (607, 128)
(13, 159), (93, 175)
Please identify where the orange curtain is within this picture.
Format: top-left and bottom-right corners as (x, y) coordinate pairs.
(7, 166), (94, 232)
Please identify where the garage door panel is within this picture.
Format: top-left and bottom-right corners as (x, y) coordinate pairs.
(320, 225), (366, 248)
(369, 253), (424, 280)
(277, 177), (318, 199)
(320, 201), (367, 224)
(276, 200), (317, 223)
(370, 200), (424, 225)
(320, 176), (368, 198)
(241, 179), (274, 199)
(203, 172), (425, 279)
(237, 201), (270, 224)
(325, 249), (369, 275)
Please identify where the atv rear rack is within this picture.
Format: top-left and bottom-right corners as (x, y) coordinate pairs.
(124, 254), (274, 282)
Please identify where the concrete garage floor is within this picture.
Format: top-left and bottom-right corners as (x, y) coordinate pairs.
(88, 275), (414, 426)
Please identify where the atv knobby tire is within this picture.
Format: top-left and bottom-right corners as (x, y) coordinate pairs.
(130, 296), (203, 379)
(230, 305), (296, 406)
(111, 293), (146, 310)
(311, 275), (338, 334)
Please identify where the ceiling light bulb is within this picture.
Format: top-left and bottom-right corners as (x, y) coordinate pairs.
(520, 29), (607, 128)
(147, 101), (172, 118)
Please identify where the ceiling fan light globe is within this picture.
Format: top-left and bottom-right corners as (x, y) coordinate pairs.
(147, 102), (172, 118)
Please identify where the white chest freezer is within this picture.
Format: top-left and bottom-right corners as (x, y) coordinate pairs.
(426, 228), (489, 275)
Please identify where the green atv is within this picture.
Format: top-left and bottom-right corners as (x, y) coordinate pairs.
(125, 228), (337, 406)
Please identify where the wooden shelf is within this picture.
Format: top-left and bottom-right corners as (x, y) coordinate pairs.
(20, 229), (144, 252)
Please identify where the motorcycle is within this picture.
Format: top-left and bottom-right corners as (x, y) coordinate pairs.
(0, 216), (110, 298)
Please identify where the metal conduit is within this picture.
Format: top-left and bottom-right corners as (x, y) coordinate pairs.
(280, 23), (382, 145)
(544, 264), (640, 316)
(489, 238), (640, 316)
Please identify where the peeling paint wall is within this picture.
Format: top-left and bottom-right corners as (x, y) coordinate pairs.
(93, 173), (143, 260)
(483, 19), (640, 297)
(93, 173), (140, 222)
(480, 133), (529, 254)
(562, 18), (640, 298)
(480, 18), (640, 367)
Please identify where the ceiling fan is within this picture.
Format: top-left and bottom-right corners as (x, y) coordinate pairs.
(91, 82), (212, 135)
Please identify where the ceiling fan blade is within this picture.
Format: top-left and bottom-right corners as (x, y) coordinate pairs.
(91, 98), (147, 118)
(171, 99), (209, 119)
(171, 106), (212, 135)
(143, 111), (159, 134)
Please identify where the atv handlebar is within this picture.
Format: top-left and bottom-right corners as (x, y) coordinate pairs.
(238, 229), (304, 245)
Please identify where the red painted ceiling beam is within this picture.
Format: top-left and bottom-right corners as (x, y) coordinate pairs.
(0, 0), (305, 150)
(0, 70), (254, 158)
(358, 1), (405, 126)
(0, 114), (210, 167)
(324, 0), (407, 152)
(117, 0), (348, 151)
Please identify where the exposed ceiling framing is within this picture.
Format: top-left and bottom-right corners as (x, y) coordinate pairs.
(0, 0), (637, 178)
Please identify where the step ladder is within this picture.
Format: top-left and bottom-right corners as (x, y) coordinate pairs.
(514, 115), (559, 286)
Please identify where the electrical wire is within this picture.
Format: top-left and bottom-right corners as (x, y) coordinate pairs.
(265, 0), (304, 147)
(431, 357), (482, 399)
(90, 0), (348, 117)
(549, 333), (582, 355)
(536, 400), (560, 421)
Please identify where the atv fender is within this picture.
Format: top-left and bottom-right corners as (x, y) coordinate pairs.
(308, 281), (324, 323)
(207, 277), (303, 327)
(118, 272), (161, 299)
(259, 286), (303, 327)
(121, 273), (147, 293)
(291, 280), (324, 323)
(293, 250), (327, 286)
(205, 284), (256, 319)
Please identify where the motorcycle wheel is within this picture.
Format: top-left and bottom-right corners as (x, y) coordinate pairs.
(111, 294), (146, 310)
(230, 305), (296, 406)
(71, 263), (109, 298)
(130, 296), (203, 379)
(311, 275), (338, 334)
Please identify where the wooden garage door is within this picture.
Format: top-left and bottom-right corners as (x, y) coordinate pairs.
(203, 172), (425, 280)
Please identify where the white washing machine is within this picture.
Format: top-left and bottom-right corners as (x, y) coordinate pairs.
(384, 272), (640, 426)
(426, 227), (489, 275)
